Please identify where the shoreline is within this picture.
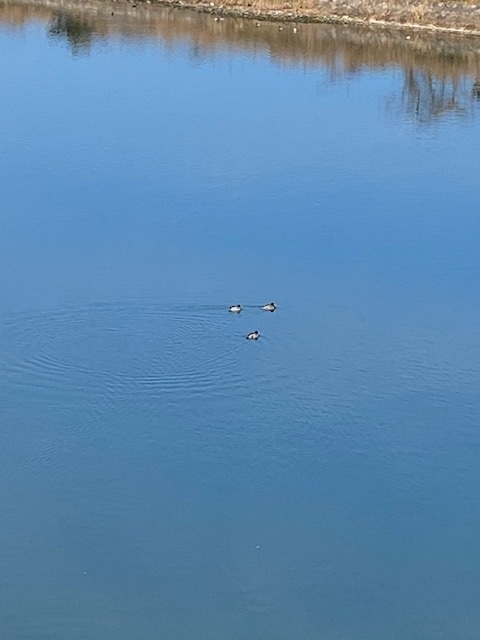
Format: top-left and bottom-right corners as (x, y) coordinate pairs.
(2, 0), (480, 36)
(146, 0), (480, 36)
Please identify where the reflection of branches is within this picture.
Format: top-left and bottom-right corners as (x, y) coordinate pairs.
(473, 81), (480, 101)
(396, 68), (473, 124)
(48, 11), (95, 54)
(3, 0), (480, 122)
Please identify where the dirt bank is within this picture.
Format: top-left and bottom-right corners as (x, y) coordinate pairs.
(142, 0), (480, 35)
(3, 0), (480, 34)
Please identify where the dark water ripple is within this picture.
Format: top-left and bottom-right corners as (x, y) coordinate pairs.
(0, 303), (255, 485)
(1, 303), (248, 404)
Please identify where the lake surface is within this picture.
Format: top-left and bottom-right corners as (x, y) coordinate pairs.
(1, 3), (480, 638)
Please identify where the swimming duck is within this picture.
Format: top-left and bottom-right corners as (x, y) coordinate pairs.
(261, 302), (276, 312)
(229, 304), (242, 313)
(246, 330), (260, 340)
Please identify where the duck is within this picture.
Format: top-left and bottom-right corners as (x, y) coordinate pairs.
(246, 330), (260, 340)
(229, 304), (242, 313)
(261, 302), (276, 312)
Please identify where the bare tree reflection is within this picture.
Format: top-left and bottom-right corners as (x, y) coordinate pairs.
(394, 68), (474, 124)
(48, 11), (95, 54)
(473, 81), (480, 101)
(2, 0), (480, 122)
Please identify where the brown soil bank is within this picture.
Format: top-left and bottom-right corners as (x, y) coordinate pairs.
(3, 0), (480, 34)
(153, 0), (480, 35)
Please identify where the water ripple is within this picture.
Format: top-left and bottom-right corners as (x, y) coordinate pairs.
(1, 303), (248, 419)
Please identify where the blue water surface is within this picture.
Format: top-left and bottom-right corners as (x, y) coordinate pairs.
(1, 8), (480, 639)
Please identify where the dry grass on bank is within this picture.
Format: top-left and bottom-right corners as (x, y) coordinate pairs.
(169, 0), (480, 34)
(2, 0), (480, 34)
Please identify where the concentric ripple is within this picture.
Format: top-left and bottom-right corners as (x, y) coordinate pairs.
(1, 302), (248, 405)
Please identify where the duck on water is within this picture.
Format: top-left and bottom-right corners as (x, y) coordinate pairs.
(246, 330), (260, 340)
(229, 304), (242, 313)
(261, 302), (276, 312)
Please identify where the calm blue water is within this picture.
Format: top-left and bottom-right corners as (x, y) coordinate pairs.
(1, 6), (480, 639)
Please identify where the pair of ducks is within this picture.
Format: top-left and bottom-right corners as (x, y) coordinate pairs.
(229, 302), (276, 314)
(228, 302), (277, 340)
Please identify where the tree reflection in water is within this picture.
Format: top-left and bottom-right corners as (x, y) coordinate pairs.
(47, 11), (95, 54)
(472, 81), (480, 101)
(391, 69), (475, 124)
(1, 0), (480, 122)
